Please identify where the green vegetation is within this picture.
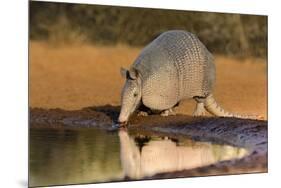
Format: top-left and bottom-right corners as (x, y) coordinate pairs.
(29, 1), (267, 58)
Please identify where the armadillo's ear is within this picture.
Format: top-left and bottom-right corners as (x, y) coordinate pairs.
(128, 68), (138, 80)
(120, 67), (128, 78)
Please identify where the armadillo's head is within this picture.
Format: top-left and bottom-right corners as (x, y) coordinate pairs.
(118, 67), (142, 124)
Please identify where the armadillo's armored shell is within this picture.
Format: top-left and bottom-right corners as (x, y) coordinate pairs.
(132, 30), (215, 111)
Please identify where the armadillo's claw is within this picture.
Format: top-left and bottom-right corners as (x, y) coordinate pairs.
(160, 108), (176, 116)
(193, 110), (206, 117)
(137, 111), (148, 116)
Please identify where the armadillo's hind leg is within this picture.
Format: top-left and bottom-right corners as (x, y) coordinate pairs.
(193, 96), (207, 116)
(193, 102), (206, 116)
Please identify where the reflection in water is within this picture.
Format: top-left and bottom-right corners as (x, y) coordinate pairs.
(29, 128), (248, 187)
(119, 130), (248, 179)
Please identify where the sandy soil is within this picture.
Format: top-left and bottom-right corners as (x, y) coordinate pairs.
(29, 41), (267, 119)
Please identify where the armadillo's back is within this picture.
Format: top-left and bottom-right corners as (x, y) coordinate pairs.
(133, 30), (215, 110)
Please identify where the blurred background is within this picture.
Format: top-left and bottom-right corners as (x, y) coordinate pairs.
(30, 1), (267, 58)
(29, 1), (267, 119)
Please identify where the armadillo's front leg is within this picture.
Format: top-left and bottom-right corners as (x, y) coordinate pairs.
(160, 108), (176, 116)
(137, 103), (152, 116)
(192, 102), (206, 116)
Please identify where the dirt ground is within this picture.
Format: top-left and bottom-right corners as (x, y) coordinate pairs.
(29, 41), (267, 119)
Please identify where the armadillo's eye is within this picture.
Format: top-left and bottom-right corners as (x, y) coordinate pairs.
(133, 93), (138, 97)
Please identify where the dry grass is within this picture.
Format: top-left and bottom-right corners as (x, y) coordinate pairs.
(29, 41), (267, 119)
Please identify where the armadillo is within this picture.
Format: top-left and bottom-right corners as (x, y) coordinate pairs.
(118, 30), (255, 124)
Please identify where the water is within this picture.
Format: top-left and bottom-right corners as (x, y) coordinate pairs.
(29, 127), (248, 187)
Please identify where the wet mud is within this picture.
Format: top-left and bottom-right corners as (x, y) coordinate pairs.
(30, 105), (267, 179)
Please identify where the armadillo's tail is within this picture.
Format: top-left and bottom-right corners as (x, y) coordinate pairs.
(204, 94), (260, 120)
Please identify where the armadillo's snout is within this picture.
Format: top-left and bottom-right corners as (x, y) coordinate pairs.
(118, 115), (128, 125)
(118, 104), (131, 124)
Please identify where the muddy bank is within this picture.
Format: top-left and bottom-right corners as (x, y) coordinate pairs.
(30, 105), (117, 129)
(30, 105), (267, 178)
